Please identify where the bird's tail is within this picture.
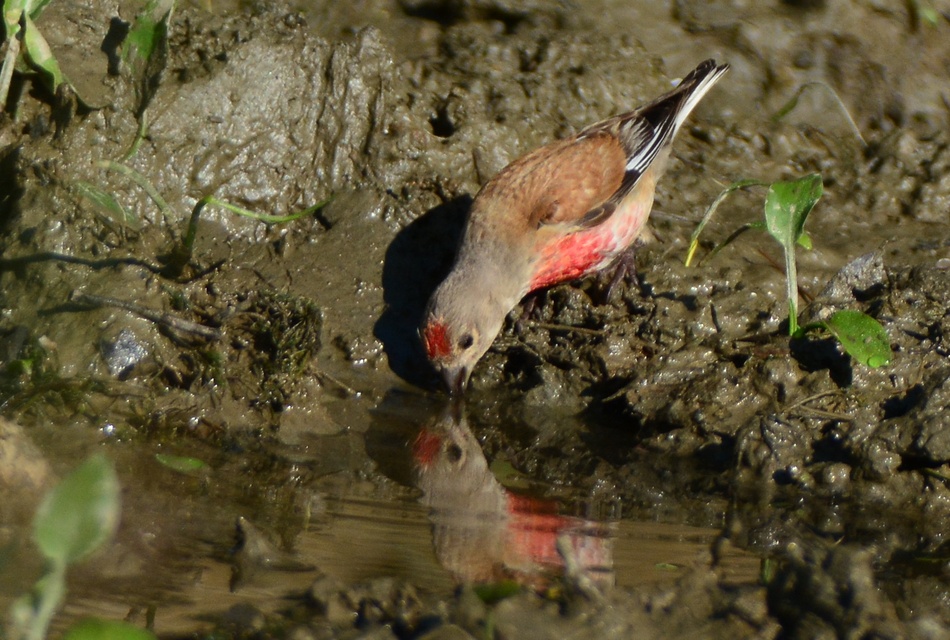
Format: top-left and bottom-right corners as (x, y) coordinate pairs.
(668, 59), (730, 139)
(623, 59), (729, 176)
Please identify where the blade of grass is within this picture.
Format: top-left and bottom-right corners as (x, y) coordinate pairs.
(772, 81), (866, 148)
(97, 160), (174, 226)
(74, 180), (140, 232)
(182, 194), (333, 255)
(685, 179), (768, 266)
(0, 33), (20, 107)
(177, 194), (333, 269)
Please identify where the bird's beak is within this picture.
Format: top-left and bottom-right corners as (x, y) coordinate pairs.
(443, 366), (469, 395)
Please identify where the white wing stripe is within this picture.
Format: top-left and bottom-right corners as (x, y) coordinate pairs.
(624, 64), (728, 174)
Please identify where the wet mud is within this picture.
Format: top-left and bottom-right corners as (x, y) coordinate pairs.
(1, 0), (949, 638)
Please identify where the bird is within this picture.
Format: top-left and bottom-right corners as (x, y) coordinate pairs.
(421, 59), (729, 393)
(413, 404), (614, 586)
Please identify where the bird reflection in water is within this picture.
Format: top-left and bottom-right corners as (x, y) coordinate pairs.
(412, 402), (614, 589)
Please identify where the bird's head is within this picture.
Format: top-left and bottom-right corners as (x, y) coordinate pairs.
(420, 315), (482, 394)
(421, 284), (506, 394)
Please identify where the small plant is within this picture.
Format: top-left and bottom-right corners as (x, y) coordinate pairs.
(93, 159), (332, 278)
(7, 453), (155, 640)
(909, 0), (940, 28)
(686, 173), (891, 368)
(154, 452), (209, 475)
(761, 174), (822, 337)
(118, 0), (176, 158)
(1, 0), (174, 120)
(1, 0), (63, 108)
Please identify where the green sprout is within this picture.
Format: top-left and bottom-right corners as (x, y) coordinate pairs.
(473, 580), (522, 604)
(154, 452), (209, 475)
(7, 454), (153, 640)
(119, 0), (176, 159)
(908, 0), (940, 28)
(95, 159), (331, 278)
(686, 173), (891, 368)
(1, 0), (62, 108)
(1, 0), (174, 129)
(763, 174), (823, 336)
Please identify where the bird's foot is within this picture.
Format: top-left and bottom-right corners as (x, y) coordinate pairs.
(598, 245), (641, 304)
(514, 293), (543, 334)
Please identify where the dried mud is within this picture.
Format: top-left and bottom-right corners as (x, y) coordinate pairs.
(1, 0), (949, 638)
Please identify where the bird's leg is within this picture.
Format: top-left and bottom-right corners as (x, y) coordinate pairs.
(514, 292), (544, 334)
(598, 244), (641, 304)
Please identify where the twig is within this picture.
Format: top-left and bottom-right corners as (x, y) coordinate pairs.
(531, 322), (607, 336)
(70, 291), (221, 341)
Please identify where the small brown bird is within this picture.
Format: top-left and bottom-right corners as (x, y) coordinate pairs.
(413, 407), (613, 586)
(422, 59), (729, 393)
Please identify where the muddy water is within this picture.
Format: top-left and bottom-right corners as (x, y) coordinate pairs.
(1, 0), (950, 637)
(57, 493), (758, 635)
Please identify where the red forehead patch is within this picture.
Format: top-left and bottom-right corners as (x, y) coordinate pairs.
(413, 429), (441, 467)
(422, 321), (451, 360)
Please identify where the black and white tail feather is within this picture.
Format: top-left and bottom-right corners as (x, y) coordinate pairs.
(577, 59), (728, 227)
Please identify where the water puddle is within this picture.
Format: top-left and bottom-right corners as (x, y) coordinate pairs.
(46, 496), (757, 635)
(2, 405), (759, 635)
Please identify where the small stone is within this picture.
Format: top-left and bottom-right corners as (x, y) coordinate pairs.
(100, 328), (148, 377)
(819, 463), (852, 496)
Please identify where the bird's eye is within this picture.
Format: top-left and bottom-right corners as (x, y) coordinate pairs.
(459, 334), (474, 350)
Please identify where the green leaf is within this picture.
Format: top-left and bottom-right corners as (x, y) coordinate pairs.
(121, 0), (174, 117)
(473, 580), (521, 604)
(2, 0), (50, 38)
(4, 0), (26, 39)
(27, 0), (54, 18)
(489, 458), (530, 490)
(33, 453), (120, 565)
(74, 181), (140, 231)
(63, 618), (156, 640)
(823, 309), (892, 367)
(764, 174), (823, 336)
(764, 174), (823, 249)
(155, 453), (209, 475)
(911, 0), (940, 27)
(121, 0), (175, 68)
(21, 12), (65, 92)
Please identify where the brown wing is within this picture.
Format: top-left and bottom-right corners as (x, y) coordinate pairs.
(476, 132), (626, 232)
